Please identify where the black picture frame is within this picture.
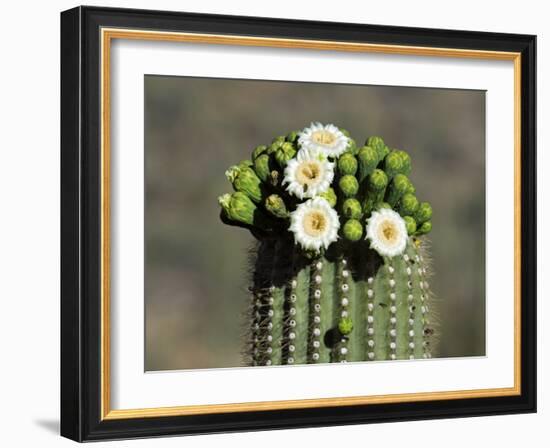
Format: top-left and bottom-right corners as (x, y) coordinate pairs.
(61, 5), (536, 442)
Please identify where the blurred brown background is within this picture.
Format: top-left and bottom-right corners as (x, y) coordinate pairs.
(144, 75), (486, 371)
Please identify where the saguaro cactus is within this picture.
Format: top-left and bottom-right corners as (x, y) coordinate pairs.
(219, 123), (436, 366)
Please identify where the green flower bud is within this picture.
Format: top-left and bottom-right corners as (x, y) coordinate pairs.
(264, 194), (289, 219)
(231, 166), (263, 203)
(218, 193), (231, 210)
(346, 138), (358, 155)
(380, 145), (390, 161)
(385, 173), (410, 206)
(342, 198), (362, 219)
(403, 216), (417, 235)
(339, 174), (359, 197)
(414, 202), (433, 224)
(342, 219), (363, 241)
(253, 154), (271, 182)
(368, 169), (388, 191)
(399, 193), (419, 216)
(337, 153), (358, 176)
(362, 169), (389, 215)
(366, 136), (384, 151)
(340, 128), (351, 137)
(286, 130), (299, 143)
(251, 144), (267, 161)
(275, 141), (296, 167)
(218, 192), (257, 226)
(238, 159), (253, 171)
(357, 146), (378, 181)
(338, 317), (354, 335)
(366, 136), (388, 161)
(396, 150), (411, 175)
(384, 151), (404, 179)
(225, 165), (240, 183)
(268, 136), (285, 154)
(319, 187), (337, 208)
(416, 220), (432, 235)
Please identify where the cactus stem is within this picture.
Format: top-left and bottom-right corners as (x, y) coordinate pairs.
(281, 247), (310, 366)
(405, 258), (415, 359)
(251, 291), (260, 366)
(251, 287), (275, 367)
(415, 252), (429, 360)
(366, 275), (375, 360)
(419, 268), (426, 321)
(336, 257), (350, 363)
(402, 242), (436, 360)
(283, 251), (299, 365)
(265, 288), (274, 366)
(405, 250), (421, 360)
(281, 246), (307, 366)
(387, 259), (397, 360)
(249, 239), (283, 367)
(417, 254), (433, 359)
(297, 255), (311, 365)
(308, 258), (324, 363)
(246, 237), (435, 365)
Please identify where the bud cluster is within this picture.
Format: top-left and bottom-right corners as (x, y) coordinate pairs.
(218, 124), (433, 252)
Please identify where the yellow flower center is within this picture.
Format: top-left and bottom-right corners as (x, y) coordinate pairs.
(378, 220), (399, 244)
(296, 161), (321, 187)
(303, 210), (327, 237)
(312, 130), (336, 146)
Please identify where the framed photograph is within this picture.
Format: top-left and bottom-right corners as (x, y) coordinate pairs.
(60, 6), (536, 442)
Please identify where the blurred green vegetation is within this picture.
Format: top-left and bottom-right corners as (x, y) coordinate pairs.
(144, 75), (486, 371)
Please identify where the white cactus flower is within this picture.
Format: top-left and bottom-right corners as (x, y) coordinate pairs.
(289, 197), (340, 252)
(283, 148), (334, 199)
(366, 208), (408, 257)
(298, 122), (349, 159)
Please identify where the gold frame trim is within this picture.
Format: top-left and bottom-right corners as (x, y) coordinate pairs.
(100, 28), (522, 420)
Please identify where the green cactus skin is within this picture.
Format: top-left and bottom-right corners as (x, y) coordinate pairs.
(245, 236), (435, 366)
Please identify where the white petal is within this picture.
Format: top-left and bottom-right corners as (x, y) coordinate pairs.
(282, 148), (334, 199)
(298, 122), (349, 159)
(365, 209), (408, 257)
(289, 197), (340, 252)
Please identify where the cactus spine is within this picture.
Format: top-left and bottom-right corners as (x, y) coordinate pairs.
(246, 238), (434, 365)
(220, 122), (436, 366)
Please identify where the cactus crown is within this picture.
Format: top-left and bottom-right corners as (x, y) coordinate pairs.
(218, 122), (436, 366)
(219, 122), (432, 254)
